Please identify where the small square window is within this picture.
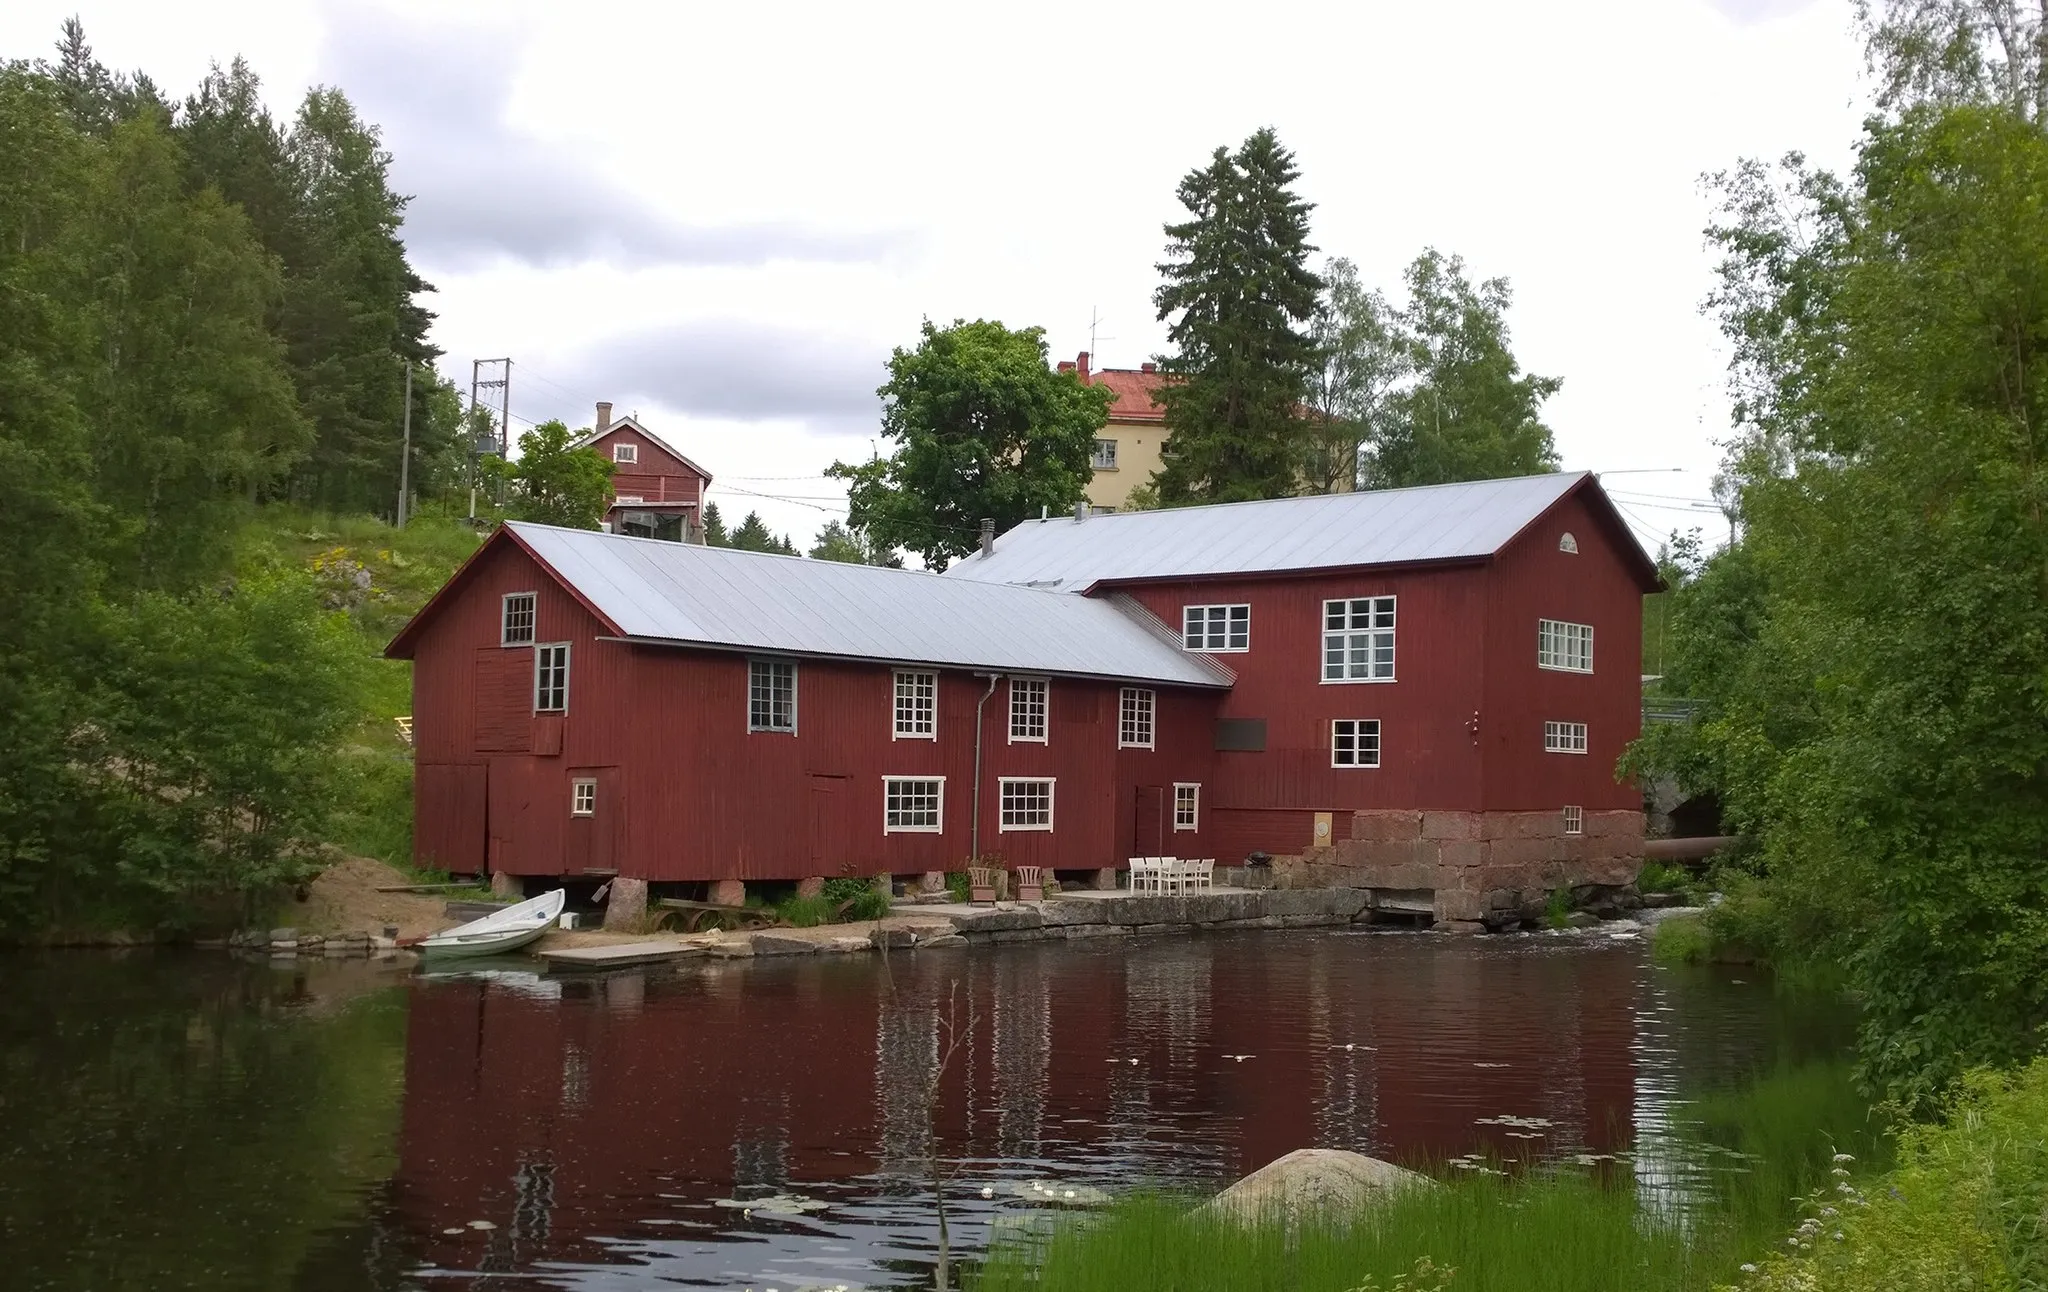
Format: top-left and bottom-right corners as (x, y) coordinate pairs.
(501, 592), (536, 645)
(613, 443), (637, 464)
(1544, 720), (1589, 754)
(1118, 687), (1155, 749)
(884, 777), (944, 833)
(1091, 438), (1118, 470)
(999, 778), (1054, 831)
(571, 778), (596, 816)
(1332, 718), (1381, 768)
(534, 643), (569, 712)
(1562, 804), (1583, 835)
(1009, 678), (1048, 743)
(1182, 604), (1250, 652)
(893, 670), (937, 739)
(750, 659), (796, 733)
(1173, 782), (1200, 831)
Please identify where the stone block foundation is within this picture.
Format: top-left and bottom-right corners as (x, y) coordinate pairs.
(1271, 809), (1645, 927)
(603, 876), (649, 930)
(708, 878), (745, 907)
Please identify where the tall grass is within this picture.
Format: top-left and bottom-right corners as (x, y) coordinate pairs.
(975, 1062), (1883, 1292)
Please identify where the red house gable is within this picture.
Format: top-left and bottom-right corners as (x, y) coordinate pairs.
(569, 403), (712, 539)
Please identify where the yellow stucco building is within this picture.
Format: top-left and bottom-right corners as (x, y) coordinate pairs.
(1060, 352), (1170, 512)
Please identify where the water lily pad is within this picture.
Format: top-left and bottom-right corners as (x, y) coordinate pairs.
(1005, 1179), (1112, 1207)
(711, 1192), (830, 1216)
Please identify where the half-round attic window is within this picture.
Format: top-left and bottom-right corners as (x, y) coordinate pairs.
(1559, 532), (1579, 554)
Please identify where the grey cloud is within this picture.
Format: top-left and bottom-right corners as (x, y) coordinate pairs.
(553, 320), (886, 425)
(314, 4), (912, 270)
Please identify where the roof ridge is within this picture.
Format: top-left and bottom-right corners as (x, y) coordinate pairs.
(1018, 470), (1592, 528)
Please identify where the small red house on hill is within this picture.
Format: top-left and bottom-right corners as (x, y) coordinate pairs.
(573, 401), (712, 541)
(387, 471), (1660, 926)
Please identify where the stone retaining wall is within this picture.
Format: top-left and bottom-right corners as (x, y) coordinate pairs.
(1265, 809), (1645, 929)
(938, 888), (1378, 944)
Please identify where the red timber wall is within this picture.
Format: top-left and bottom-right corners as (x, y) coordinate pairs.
(405, 538), (1223, 882)
(592, 426), (705, 510)
(1117, 563), (1490, 858)
(1480, 489), (1644, 813)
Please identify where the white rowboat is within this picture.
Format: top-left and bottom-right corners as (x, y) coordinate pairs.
(419, 889), (566, 958)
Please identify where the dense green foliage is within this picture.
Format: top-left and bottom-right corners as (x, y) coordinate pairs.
(1152, 128), (1324, 504)
(830, 318), (1111, 569)
(1733, 1057), (2048, 1292)
(808, 517), (903, 566)
(1628, 23), (2048, 1104)
(0, 27), (459, 930)
(485, 418), (612, 528)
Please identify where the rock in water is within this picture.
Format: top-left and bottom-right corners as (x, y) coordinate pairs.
(1206, 1148), (1432, 1225)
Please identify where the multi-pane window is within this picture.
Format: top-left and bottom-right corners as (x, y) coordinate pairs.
(1559, 532), (1579, 554)
(1562, 804), (1583, 836)
(1544, 720), (1589, 754)
(534, 644), (569, 712)
(1091, 438), (1118, 469)
(1323, 597), (1396, 682)
(1331, 718), (1381, 768)
(749, 659), (796, 732)
(1182, 604), (1250, 652)
(571, 778), (596, 816)
(1009, 677), (1048, 743)
(883, 777), (944, 832)
(999, 778), (1054, 831)
(1173, 782), (1200, 831)
(893, 670), (937, 739)
(1118, 687), (1155, 749)
(1538, 619), (1594, 673)
(501, 592), (536, 645)
(612, 443), (637, 464)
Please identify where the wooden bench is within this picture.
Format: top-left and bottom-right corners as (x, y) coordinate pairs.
(655, 898), (780, 933)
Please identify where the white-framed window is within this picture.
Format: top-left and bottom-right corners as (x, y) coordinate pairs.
(1331, 718), (1381, 768)
(749, 658), (797, 733)
(612, 443), (637, 464)
(615, 494), (644, 504)
(1538, 619), (1594, 673)
(1323, 597), (1396, 682)
(1563, 804), (1583, 835)
(534, 643), (569, 712)
(1183, 604), (1250, 652)
(1009, 677), (1048, 743)
(883, 776), (944, 833)
(893, 670), (937, 739)
(501, 592), (536, 645)
(1173, 782), (1200, 831)
(1091, 438), (1118, 470)
(570, 778), (596, 816)
(1544, 720), (1589, 754)
(998, 778), (1054, 831)
(1118, 687), (1155, 749)
(1559, 532), (1579, 554)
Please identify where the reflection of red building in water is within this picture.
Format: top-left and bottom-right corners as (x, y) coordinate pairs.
(386, 473), (1658, 924)
(391, 938), (1641, 1277)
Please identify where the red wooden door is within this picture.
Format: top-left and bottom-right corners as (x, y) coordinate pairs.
(808, 775), (851, 872)
(1133, 785), (1167, 857)
(566, 766), (621, 875)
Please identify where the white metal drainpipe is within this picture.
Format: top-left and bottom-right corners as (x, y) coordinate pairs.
(970, 673), (1001, 862)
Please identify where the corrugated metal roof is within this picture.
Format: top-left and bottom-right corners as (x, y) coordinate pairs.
(946, 472), (1598, 592)
(507, 522), (1231, 688)
(571, 417), (715, 482)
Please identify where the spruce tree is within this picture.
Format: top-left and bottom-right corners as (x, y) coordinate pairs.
(1152, 128), (1323, 504)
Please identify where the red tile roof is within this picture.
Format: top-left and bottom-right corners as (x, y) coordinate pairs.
(1057, 352), (1168, 423)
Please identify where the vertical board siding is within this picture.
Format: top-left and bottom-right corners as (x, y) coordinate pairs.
(1480, 493), (1644, 812)
(1120, 567), (1488, 815)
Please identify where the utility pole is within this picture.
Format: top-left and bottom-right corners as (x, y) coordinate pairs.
(396, 361), (413, 529)
(468, 357), (513, 519)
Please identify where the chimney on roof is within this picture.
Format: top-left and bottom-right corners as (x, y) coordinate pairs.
(1141, 361), (1157, 374)
(1074, 501), (1088, 522)
(1056, 360), (1076, 374)
(979, 517), (995, 558)
(1077, 351), (1091, 382)
(595, 401), (613, 433)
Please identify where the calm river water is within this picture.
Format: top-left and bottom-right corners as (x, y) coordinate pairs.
(0, 928), (1857, 1291)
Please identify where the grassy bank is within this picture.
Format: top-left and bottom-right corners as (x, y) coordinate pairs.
(975, 1062), (1883, 1292)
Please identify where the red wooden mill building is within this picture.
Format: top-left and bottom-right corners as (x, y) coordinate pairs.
(386, 471), (1660, 925)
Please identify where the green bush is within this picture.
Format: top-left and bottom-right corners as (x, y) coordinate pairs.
(946, 871), (971, 903)
(1637, 861), (1693, 894)
(1731, 1058), (2048, 1292)
(1654, 915), (1714, 966)
(821, 877), (892, 921)
(776, 895), (833, 928)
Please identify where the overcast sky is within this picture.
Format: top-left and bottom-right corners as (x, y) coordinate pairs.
(4, 0), (1871, 551)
